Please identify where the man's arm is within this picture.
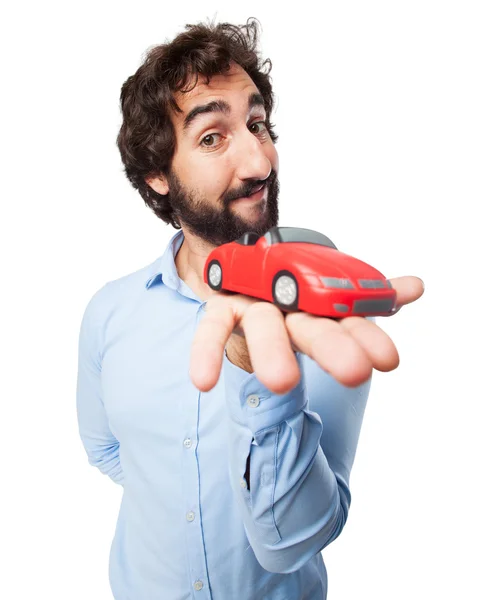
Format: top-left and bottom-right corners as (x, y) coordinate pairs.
(223, 345), (371, 574)
(191, 280), (423, 573)
(76, 285), (124, 486)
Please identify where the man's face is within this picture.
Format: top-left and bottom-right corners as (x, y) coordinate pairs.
(148, 62), (280, 246)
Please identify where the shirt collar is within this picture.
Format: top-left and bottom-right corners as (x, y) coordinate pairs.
(145, 229), (185, 290)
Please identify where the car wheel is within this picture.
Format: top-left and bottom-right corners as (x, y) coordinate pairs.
(207, 260), (223, 291)
(272, 271), (299, 311)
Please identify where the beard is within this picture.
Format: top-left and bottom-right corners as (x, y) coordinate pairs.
(165, 168), (280, 246)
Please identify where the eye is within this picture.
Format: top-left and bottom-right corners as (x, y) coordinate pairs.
(249, 121), (268, 135)
(200, 133), (222, 148)
(199, 121), (269, 149)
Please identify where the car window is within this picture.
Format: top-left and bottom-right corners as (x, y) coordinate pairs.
(266, 227), (337, 249)
(235, 232), (260, 246)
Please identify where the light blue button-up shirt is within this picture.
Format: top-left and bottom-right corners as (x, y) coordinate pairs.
(76, 229), (372, 600)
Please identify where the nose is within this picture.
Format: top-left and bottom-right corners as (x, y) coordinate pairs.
(234, 127), (272, 183)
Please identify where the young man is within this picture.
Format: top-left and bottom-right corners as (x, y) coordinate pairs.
(76, 18), (424, 600)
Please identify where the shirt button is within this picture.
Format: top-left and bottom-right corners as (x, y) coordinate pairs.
(194, 580), (204, 591)
(186, 511), (195, 522)
(183, 438), (192, 448)
(246, 394), (260, 408)
(240, 478), (248, 488)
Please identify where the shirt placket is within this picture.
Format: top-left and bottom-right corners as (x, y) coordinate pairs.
(181, 301), (212, 599)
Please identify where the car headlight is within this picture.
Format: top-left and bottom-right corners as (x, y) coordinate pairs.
(320, 277), (354, 289)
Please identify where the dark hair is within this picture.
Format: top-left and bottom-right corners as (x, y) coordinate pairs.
(116, 17), (278, 228)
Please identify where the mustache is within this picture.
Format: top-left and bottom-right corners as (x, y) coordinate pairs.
(225, 173), (274, 203)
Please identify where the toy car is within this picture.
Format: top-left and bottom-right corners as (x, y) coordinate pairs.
(203, 226), (397, 318)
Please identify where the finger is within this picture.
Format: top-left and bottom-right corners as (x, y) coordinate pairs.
(389, 276), (425, 308)
(190, 300), (237, 392)
(241, 302), (301, 394)
(284, 312), (373, 388)
(340, 317), (400, 372)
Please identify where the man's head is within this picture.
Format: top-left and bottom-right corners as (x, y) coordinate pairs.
(117, 18), (280, 246)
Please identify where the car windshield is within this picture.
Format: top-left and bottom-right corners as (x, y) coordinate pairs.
(266, 227), (337, 249)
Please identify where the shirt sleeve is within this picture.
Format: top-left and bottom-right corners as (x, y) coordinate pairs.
(76, 285), (124, 486)
(222, 337), (373, 574)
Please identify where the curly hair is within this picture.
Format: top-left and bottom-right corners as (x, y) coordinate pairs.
(116, 17), (278, 228)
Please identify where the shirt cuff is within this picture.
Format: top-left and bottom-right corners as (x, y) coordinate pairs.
(222, 350), (308, 437)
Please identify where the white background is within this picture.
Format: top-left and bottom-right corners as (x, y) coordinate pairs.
(1, 1), (478, 598)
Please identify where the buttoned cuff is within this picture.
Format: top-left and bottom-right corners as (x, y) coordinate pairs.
(222, 350), (308, 438)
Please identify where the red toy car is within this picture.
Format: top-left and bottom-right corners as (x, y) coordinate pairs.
(203, 226), (397, 318)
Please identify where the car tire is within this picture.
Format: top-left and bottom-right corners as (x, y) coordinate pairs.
(207, 259), (223, 291)
(272, 271), (299, 312)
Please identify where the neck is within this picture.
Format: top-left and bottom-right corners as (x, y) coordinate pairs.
(174, 228), (217, 301)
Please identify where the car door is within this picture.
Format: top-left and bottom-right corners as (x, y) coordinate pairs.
(229, 241), (265, 298)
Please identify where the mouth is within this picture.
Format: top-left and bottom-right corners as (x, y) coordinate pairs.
(232, 183), (267, 204)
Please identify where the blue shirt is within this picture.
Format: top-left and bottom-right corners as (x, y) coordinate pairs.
(76, 229), (372, 600)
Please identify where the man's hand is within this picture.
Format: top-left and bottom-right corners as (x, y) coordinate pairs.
(189, 276), (425, 394)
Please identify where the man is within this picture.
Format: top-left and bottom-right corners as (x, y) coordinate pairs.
(76, 18), (424, 600)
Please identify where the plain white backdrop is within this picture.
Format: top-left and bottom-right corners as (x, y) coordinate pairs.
(1, 1), (478, 598)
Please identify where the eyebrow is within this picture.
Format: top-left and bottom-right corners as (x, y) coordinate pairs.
(182, 92), (266, 134)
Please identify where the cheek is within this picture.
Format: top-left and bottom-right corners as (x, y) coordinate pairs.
(171, 155), (203, 189)
(268, 145), (279, 174)
(196, 168), (226, 196)
(185, 156), (232, 198)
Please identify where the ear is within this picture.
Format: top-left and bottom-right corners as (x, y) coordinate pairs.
(145, 173), (169, 196)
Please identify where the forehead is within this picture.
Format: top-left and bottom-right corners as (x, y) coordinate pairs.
(172, 63), (262, 122)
